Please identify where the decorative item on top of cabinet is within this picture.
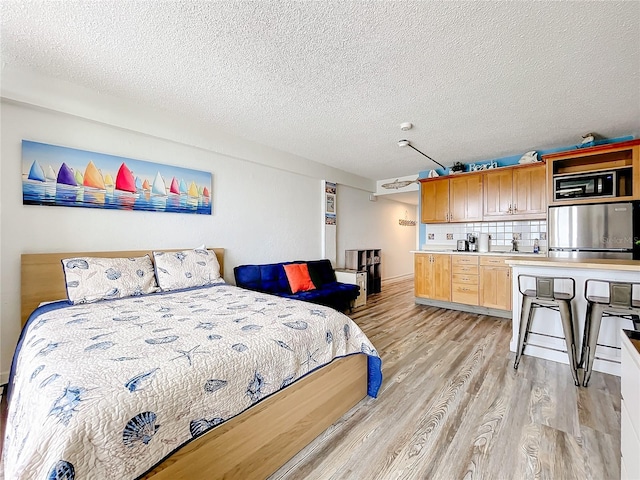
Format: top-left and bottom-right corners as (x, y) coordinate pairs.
(345, 249), (381, 295)
(334, 269), (367, 308)
(414, 253), (451, 301)
(420, 173), (483, 223)
(482, 163), (546, 220)
(544, 139), (640, 206)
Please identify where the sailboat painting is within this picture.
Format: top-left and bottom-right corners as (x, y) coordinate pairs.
(22, 140), (212, 215)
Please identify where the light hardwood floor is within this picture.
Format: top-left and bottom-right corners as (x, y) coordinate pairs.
(270, 276), (621, 480)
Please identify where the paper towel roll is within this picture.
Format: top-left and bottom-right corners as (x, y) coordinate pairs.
(478, 233), (490, 253)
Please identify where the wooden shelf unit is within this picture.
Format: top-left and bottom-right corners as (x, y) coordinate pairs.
(544, 139), (640, 206)
(345, 249), (381, 295)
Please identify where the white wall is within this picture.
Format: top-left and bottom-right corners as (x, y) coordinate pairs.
(336, 185), (417, 279)
(0, 67), (417, 382)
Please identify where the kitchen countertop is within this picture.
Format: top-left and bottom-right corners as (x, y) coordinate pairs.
(411, 249), (544, 258)
(506, 257), (640, 272)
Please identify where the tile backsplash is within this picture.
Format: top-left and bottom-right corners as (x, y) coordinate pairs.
(423, 220), (547, 251)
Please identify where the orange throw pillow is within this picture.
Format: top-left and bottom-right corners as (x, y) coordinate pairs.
(283, 263), (316, 294)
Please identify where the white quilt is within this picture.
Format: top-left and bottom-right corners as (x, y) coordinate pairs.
(3, 283), (380, 479)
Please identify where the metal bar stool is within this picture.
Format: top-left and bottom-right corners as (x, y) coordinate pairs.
(580, 279), (640, 387)
(514, 275), (579, 386)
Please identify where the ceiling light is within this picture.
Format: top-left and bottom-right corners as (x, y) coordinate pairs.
(397, 139), (445, 169)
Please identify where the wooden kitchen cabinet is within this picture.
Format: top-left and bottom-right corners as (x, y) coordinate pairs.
(420, 178), (449, 223)
(512, 164), (546, 217)
(420, 173), (482, 223)
(545, 139), (640, 206)
(451, 255), (479, 305)
(414, 253), (451, 301)
(450, 174), (483, 222)
(483, 163), (546, 220)
(479, 256), (512, 310)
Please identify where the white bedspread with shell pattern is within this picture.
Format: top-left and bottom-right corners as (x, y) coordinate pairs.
(3, 283), (381, 480)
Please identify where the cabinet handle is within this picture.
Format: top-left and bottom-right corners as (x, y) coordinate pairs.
(508, 204), (513, 214)
(513, 204), (517, 212)
(461, 288), (469, 292)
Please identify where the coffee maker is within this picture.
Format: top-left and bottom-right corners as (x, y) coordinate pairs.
(467, 234), (477, 252)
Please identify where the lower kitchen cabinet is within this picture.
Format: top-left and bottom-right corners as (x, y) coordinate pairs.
(479, 256), (512, 310)
(414, 252), (514, 315)
(415, 253), (451, 301)
(451, 255), (479, 305)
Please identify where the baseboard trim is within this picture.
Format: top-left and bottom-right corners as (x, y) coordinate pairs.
(414, 297), (511, 319)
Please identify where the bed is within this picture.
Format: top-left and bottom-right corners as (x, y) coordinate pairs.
(3, 248), (382, 479)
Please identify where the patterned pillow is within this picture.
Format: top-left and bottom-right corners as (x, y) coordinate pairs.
(62, 255), (159, 304)
(153, 249), (222, 291)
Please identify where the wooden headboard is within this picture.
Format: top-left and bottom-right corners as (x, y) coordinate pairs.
(20, 248), (224, 326)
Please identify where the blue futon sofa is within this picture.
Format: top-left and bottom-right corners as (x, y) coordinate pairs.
(233, 259), (359, 312)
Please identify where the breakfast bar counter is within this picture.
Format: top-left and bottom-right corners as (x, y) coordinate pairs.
(506, 257), (640, 376)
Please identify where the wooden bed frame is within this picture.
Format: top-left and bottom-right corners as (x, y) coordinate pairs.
(18, 249), (369, 479)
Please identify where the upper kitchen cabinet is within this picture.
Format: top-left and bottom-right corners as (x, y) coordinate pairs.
(545, 139), (640, 206)
(420, 177), (449, 223)
(420, 173), (482, 223)
(483, 163), (546, 220)
(450, 174), (483, 222)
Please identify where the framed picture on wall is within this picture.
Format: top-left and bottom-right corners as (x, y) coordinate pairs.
(22, 140), (213, 215)
(326, 193), (335, 214)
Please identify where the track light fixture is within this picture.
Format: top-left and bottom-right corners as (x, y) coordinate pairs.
(397, 139), (445, 169)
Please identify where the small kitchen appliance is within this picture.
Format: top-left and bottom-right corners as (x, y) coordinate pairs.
(468, 234), (477, 252)
(456, 239), (469, 251)
(478, 233), (490, 253)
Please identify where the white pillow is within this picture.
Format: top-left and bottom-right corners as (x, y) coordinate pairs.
(62, 255), (159, 304)
(153, 248), (222, 291)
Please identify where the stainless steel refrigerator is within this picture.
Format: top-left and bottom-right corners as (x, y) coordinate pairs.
(548, 202), (638, 259)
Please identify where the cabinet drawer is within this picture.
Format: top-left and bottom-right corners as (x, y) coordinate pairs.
(451, 255), (479, 266)
(452, 283), (479, 305)
(480, 256), (510, 266)
(452, 264), (479, 275)
(451, 273), (478, 285)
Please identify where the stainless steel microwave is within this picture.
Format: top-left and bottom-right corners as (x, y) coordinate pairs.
(553, 171), (616, 200)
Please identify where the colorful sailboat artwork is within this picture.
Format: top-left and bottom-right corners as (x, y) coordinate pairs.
(169, 177), (180, 195)
(46, 165), (57, 181)
(115, 163), (136, 193)
(104, 173), (114, 188)
(83, 161), (106, 190)
(188, 181), (199, 197)
(22, 140), (212, 215)
(151, 172), (166, 195)
(57, 163), (77, 186)
(27, 161), (46, 182)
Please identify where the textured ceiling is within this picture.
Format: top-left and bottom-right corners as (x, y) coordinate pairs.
(1, 1), (639, 181)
